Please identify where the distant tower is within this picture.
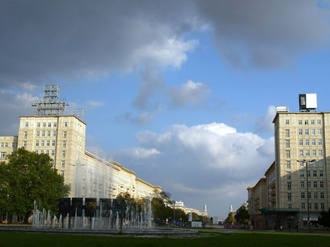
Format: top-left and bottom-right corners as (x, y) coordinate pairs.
(203, 205), (208, 215)
(229, 205), (234, 213)
(32, 84), (68, 115)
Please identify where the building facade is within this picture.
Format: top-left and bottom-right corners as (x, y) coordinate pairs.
(248, 106), (330, 229)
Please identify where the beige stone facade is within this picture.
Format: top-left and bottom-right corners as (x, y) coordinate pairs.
(248, 111), (330, 229)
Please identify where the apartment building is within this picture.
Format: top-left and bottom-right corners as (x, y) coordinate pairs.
(248, 94), (330, 229)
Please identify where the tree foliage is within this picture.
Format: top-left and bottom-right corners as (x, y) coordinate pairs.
(235, 204), (250, 224)
(0, 148), (70, 223)
(225, 212), (236, 225)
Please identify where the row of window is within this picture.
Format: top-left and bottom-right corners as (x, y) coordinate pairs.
(285, 149), (323, 159)
(287, 181), (324, 190)
(286, 170), (324, 179)
(35, 140), (66, 147)
(288, 191), (326, 201)
(0, 142), (15, 148)
(285, 119), (322, 125)
(285, 128), (322, 137)
(35, 149), (67, 159)
(286, 202), (325, 210)
(24, 130), (68, 139)
(24, 121), (69, 128)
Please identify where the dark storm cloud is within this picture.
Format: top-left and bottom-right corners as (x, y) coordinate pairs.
(0, 0), (196, 86)
(196, 0), (330, 68)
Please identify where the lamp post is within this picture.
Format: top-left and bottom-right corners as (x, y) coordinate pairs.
(298, 159), (315, 232)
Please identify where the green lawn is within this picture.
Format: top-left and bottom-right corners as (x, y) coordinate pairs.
(1, 230), (330, 247)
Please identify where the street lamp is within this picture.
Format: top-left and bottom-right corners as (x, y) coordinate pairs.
(297, 159), (315, 232)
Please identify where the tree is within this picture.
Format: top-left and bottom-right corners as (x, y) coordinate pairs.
(319, 208), (330, 228)
(235, 204), (250, 225)
(0, 148), (70, 223)
(225, 212), (236, 225)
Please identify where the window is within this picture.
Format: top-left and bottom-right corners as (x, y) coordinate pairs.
(305, 129), (309, 135)
(61, 161), (65, 168)
(48, 122), (51, 127)
(313, 181), (318, 188)
(286, 150), (291, 158)
(311, 129), (315, 135)
(300, 181), (305, 188)
(43, 122), (46, 127)
(314, 192), (318, 199)
(305, 150), (310, 156)
(62, 151), (66, 158)
(318, 129), (322, 135)
(312, 139), (316, 146)
(287, 182), (291, 190)
(299, 129), (303, 135)
(308, 192), (311, 199)
(41, 140), (44, 146)
(317, 119), (321, 125)
(24, 131), (28, 139)
(51, 150), (55, 156)
(307, 170), (311, 177)
(285, 129), (290, 137)
(64, 122), (68, 127)
(25, 122), (29, 127)
(313, 170), (317, 177)
(320, 192), (325, 199)
(42, 131), (45, 137)
(36, 140), (39, 146)
(320, 170), (324, 177)
(285, 119), (290, 125)
(312, 150), (316, 156)
(52, 140), (56, 146)
(318, 139), (323, 145)
(46, 140), (50, 146)
(319, 150), (323, 156)
(307, 181), (311, 188)
(314, 203), (318, 210)
(47, 131), (51, 137)
(301, 192), (305, 199)
(299, 150), (304, 157)
(286, 140), (290, 148)
(288, 193), (292, 201)
(305, 139), (310, 146)
(305, 120), (309, 125)
(53, 122), (57, 127)
(36, 131), (40, 137)
(288, 204), (292, 209)
(300, 170), (305, 178)
(287, 172), (291, 179)
(62, 141), (66, 148)
(63, 131), (67, 138)
(37, 122), (41, 127)
(299, 139), (303, 146)
(0, 152), (6, 159)
(321, 203), (325, 210)
(311, 120), (315, 125)
(23, 141), (27, 147)
(301, 203), (305, 210)
(286, 161), (291, 169)
(320, 181), (324, 188)
(53, 131), (56, 137)
(298, 120), (302, 125)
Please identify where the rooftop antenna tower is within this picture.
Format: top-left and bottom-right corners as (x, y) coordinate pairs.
(32, 84), (68, 115)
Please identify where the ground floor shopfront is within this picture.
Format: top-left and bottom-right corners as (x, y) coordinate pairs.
(251, 208), (321, 230)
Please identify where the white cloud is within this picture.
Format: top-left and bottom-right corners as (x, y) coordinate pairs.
(254, 105), (277, 133)
(113, 122), (274, 217)
(169, 80), (209, 108)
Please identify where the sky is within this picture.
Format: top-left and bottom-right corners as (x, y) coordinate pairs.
(1, 0), (330, 219)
